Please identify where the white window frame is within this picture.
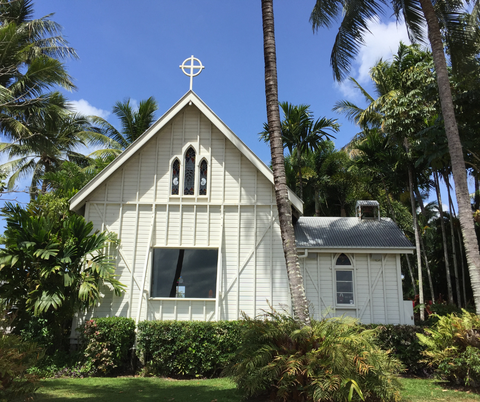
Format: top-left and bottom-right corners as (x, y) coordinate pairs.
(334, 253), (356, 307)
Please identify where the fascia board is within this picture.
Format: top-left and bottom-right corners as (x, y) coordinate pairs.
(296, 247), (415, 254)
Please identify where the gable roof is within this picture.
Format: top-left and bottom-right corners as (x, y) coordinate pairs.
(294, 216), (414, 253)
(70, 90), (303, 213)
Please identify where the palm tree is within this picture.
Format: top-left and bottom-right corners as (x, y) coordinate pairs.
(261, 102), (339, 200)
(0, 0), (77, 133)
(261, 0), (310, 326)
(89, 97), (158, 159)
(0, 93), (109, 196)
(310, 0), (480, 311)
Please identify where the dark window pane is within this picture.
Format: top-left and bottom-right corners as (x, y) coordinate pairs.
(337, 282), (353, 292)
(184, 147), (195, 195)
(151, 249), (218, 298)
(337, 293), (354, 304)
(199, 159), (207, 195)
(172, 159), (180, 195)
(336, 271), (352, 281)
(336, 253), (351, 265)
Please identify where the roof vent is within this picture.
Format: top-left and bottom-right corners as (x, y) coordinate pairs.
(356, 200), (380, 221)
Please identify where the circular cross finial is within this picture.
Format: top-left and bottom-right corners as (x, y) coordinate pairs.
(179, 55), (205, 91)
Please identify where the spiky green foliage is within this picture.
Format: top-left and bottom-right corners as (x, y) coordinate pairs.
(417, 310), (480, 386)
(0, 202), (125, 348)
(230, 311), (402, 402)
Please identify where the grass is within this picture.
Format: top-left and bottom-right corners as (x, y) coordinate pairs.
(33, 376), (480, 401)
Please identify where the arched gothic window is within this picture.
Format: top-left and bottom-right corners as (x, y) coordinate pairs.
(199, 159), (208, 195)
(171, 159), (180, 195)
(336, 253), (352, 265)
(335, 253), (354, 305)
(184, 147), (196, 195)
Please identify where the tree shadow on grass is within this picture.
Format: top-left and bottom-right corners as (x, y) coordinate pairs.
(34, 377), (243, 402)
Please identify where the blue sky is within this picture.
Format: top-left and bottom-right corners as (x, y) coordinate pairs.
(4, 1), (417, 207)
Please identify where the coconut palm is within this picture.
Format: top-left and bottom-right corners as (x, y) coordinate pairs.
(310, 0), (480, 311)
(0, 0), (77, 135)
(0, 93), (109, 196)
(261, 0), (310, 326)
(89, 97), (158, 160)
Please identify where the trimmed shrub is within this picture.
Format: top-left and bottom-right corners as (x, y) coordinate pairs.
(417, 310), (480, 386)
(79, 317), (136, 376)
(363, 324), (429, 375)
(0, 334), (43, 402)
(229, 311), (403, 402)
(136, 320), (243, 377)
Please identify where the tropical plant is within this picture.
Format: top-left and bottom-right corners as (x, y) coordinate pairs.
(89, 97), (158, 160)
(0, 305), (43, 402)
(261, 0), (310, 326)
(261, 102), (339, 200)
(0, 0), (77, 134)
(310, 0), (480, 313)
(0, 93), (111, 196)
(0, 201), (125, 347)
(230, 310), (403, 401)
(417, 310), (480, 386)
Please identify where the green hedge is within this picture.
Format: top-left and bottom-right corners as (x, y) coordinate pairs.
(79, 317), (136, 375)
(136, 320), (243, 378)
(363, 324), (430, 375)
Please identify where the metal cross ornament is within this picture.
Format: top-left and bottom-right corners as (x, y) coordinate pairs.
(179, 55), (204, 91)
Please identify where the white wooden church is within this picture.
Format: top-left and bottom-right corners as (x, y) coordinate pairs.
(70, 61), (414, 332)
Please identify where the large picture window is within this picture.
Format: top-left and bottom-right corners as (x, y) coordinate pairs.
(150, 249), (218, 298)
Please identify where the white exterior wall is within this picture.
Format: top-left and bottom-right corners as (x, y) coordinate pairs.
(302, 252), (406, 324)
(81, 105), (291, 324)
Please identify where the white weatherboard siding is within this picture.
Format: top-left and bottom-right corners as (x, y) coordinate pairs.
(301, 252), (406, 324)
(79, 104), (291, 325)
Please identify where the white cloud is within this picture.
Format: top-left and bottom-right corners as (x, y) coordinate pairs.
(68, 99), (110, 119)
(356, 18), (411, 83)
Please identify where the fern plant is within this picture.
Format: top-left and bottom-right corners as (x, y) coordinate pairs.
(417, 309), (480, 386)
(229, 310), (402, 401)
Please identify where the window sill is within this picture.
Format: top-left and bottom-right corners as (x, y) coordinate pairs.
(335, 305), (357, 309)
(149, 297), (217, 301)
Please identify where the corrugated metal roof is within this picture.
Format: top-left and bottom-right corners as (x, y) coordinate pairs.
(356, 200), (379, 207)
(294, 216), (414, 250)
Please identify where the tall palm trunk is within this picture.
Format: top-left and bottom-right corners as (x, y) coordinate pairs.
(445, 173), (463, 307)
(408, 165), (425, 320)
(405, 254), (417, 297)
(261, 0), (310, 326)
(434, 169), (454, 304)
(418, 0), (480, 312)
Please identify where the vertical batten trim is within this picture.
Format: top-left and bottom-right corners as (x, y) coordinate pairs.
(129, 204), (139, 318)
(253, 204), (257, 315)
(180, 112), (185, 202)
(270, 205), (273, 305)
(135, 206), (156, 324)
(222, 136), (226, 204)
(331, 254), (335, 316)
(215, 205), (224, 321)
(179, 204), (183, 246)
(368, 254), (373, 323)
(164, 205), (169, 246)
(236, 205), (241, 319)
(193, 205), (197, 246)
(396, 255), (405, 323)
(207, 205), (210, 247)
(203, 301), (206, 321)
(382, 255), (388, 323)
(102, 184), (108, 232)
(317, 254), (321, 320)
(189, 300), (192, 321)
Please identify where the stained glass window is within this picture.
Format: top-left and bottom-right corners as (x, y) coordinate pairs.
(199, 159), (207, 195)
(171, 159), (180, 195)
(184, 147), (195, 195)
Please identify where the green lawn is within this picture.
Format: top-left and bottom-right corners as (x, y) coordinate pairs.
(33, 376), (480, 402)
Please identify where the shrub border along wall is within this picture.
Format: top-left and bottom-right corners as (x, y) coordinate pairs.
(77, 318), (430, 378)
(136, 320), (243, 378)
